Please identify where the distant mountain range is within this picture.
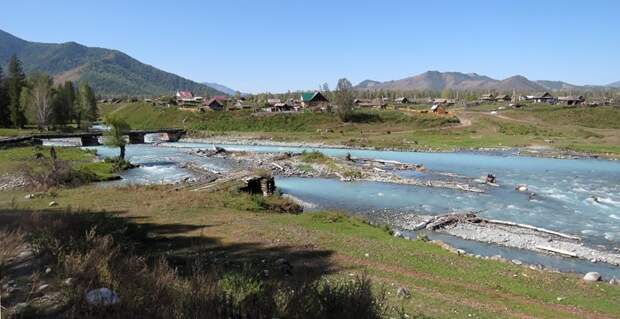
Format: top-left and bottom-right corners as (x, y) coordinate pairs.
(608, 81), (620, 88)
(0, 29), (225, 97)
(355, 71), (617, 93)
(202, 82), (247, 96)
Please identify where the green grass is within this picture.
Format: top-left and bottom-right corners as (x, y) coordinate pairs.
(103, 102), (620, 158)
(106, 102), (459, 132)
(0, 128), (39, 137)
(509, 105), (620, 129)
(299, 151), (334, 164)
(0, 146), (116, 182)
(1, 186), (618, 318)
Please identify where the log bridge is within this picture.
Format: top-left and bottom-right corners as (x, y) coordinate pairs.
(0, 128), (186, 147)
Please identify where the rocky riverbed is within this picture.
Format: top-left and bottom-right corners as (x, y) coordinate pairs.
(388, 212), (620, 267)
(187, 147), (486, 193)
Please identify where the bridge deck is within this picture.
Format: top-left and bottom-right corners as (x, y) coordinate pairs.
(0, 128), (186, 146)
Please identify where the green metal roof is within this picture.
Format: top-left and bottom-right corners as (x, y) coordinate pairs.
(301, 92), (316, 102)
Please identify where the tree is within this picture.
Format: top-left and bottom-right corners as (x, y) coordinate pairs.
(76, 82), (97, 126)
(0, 66), (11, 127)
(21, 73), (54, 130)
(6, 55), (27, 128)
(335, 78), (355, 122)
(104, 114), (130, 161)
(51, 81), (76, 127)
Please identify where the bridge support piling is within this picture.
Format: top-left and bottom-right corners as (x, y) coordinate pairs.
(128, 133), (146, 144)
(80, 135), (100, 146)
(165, 131), (186, 142)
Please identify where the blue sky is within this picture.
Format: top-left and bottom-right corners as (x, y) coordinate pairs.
(1, 0), (619, 93)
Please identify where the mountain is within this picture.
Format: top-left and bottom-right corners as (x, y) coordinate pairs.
(608, 81), (620, 88)
(355, 80), (383, 90)
(202, 82), (247, 96)
(536, 80), (581, 91)
(355, 71), (549, 92)
(0, 29), (225, 97)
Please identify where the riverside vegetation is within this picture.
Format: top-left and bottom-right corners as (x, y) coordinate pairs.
(100, 101), (620, 158)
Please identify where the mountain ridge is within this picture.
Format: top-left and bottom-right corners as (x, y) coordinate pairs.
(0, 29), (225, 97)
(355, 71), (613, 92)
(202, 82), (248, 96)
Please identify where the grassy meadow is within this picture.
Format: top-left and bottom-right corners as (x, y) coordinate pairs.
(99, 102), (620, 157)
(1, 186), (619, 318)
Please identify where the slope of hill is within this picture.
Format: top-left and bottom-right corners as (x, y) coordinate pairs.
(0, 29), (224, 97)
(608, 81), (620, 88)
(353, 71), (604, 93)
(202, 82), (248, 96)
(536, 80), (580, 91)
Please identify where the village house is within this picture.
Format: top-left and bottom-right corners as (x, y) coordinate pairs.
(267, 98), (281, 107)
(354, 98), (385, 108)
(301, 92), (329, 109)
(202, 97), (225, 111)
(530, 92), (556, 104)
(480, 93), (496, 102)
(229, 99), (253, 110)
(176, 90), (203, 106)
(274, 101), (295, 112)
(558, 96), (585, 106)
(495, 94), (511, 102)
(431, 98), (455, 106)
(395, 97), (409, 104)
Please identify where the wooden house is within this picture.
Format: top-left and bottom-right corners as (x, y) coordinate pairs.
(531, 92), (556, 104)
(495, 94), (511, 102)
(480, 93), (496, 102)
(432, 98), (455, 106)
(301, 92), (329, 109)
(558, 96), (585, 106)
(395, 97), (409, 104)
(176, 90), (203, 106)
(354, 98), (385, 108)
(267, 98), (281, 106)
(202, 97), (225, 111)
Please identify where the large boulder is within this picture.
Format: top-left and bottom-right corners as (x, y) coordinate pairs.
(85, 288), (120, 306)
(583, 272), (601, 283)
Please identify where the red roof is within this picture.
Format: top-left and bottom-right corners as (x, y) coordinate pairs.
(212, 95), (228, 101)
(177, 91), (194, 99)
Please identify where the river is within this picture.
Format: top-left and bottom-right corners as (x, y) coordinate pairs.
(46, 137), (620, 277)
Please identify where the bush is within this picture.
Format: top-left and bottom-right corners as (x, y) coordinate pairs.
(21, 159), (96, 190)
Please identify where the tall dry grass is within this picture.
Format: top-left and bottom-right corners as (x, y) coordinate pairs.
(2, 211), (388, 319)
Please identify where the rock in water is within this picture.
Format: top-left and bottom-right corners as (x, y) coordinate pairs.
(85, 288), (120, 306)
(515, 184), (528, 192)
(583, 272), (601, 282)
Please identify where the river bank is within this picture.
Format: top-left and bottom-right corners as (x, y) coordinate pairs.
(182, 136), (618, 160)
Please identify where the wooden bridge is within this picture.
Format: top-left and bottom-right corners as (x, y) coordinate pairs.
(0, 128), (186, 147)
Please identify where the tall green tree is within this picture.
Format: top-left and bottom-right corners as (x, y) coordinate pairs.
(104, 114), (130, 160)
(335, 78), (355, 122)
(76, 82), (98, 124)
(51, 81), (75, 127)
(21, 73), (54, 130)
(6, 55), (27, 128)
(0, 66), (11, 127)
